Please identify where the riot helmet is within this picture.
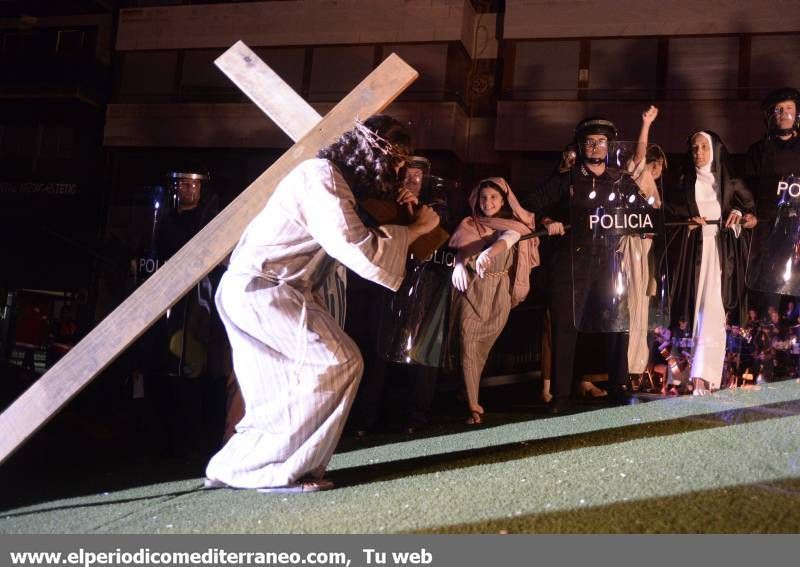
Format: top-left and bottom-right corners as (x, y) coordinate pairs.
(167, 170), (209, 213)
(574, 117), (619, 165)
(401, 155), (431, 198)
(761, 87), (800, 137)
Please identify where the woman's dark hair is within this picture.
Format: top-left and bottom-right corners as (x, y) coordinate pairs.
(475, 180), (514, 219)
(317, 114), (412, 200)
(645, 144), (667, 168)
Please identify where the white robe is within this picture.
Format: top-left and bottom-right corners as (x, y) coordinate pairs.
(625, 160), (660, 373)
(206, 159), (409, 488)
(621, 235), (653, 373)
(690, 177), (726, 389)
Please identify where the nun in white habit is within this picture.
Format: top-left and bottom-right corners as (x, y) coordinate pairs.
(667, 131), (757, 394)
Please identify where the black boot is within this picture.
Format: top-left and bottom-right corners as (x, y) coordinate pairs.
(606, 385), (635, 406)
(545, 397), (572, 415)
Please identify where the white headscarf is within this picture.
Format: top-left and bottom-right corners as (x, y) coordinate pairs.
(693, 131), (715, 188)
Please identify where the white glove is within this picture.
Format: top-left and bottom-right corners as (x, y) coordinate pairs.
(497, 229), (521, 247)
(451, 263), (469, 292)
(476, 250), (492, 278)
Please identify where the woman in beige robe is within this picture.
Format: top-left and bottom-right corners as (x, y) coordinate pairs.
(450, 178), (539, 425)
(625, 106), (666, 378)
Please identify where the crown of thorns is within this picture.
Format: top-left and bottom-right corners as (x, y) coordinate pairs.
(354, 119), (410, 161)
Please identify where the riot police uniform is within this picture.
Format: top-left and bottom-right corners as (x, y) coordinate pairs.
(524, 118), (640, 410)
(746, 88), (800, 220)
(745, 88), (800, 312)
(141, 169), (229, 458)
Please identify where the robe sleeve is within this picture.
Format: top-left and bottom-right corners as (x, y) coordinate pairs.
(297, 161), (409, 291)
(522, 170), (567, 217)
(665, 174), (693, 221)
(730, 178), (756, 215)
(744, 140), (763, 181)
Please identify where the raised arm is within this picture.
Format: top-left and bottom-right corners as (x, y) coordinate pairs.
(634, 106), (659, 166)
(522, 170), (567, 216)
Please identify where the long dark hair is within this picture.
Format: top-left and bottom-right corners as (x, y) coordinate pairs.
(645, 143), (667, 168)
(317, 114), (412, 200)
(474, 180), (514, 219)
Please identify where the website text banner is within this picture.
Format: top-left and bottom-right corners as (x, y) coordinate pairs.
(1, 535), (797, 567)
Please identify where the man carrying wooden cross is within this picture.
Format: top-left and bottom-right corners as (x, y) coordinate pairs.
(204, 115), (439, 493)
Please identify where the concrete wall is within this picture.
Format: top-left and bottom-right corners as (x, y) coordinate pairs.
(505, 0), (800, 39)
(104, 101), (471, 159)
(496, 100), (764, 154)
(116, 0), (474, 51)
(106, 1), (798, 158)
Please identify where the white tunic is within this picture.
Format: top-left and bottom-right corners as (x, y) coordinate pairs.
(206, 159), (409, 488)
(626, 159), (660, 373)
(690, 178), (726, 389)
(621, 235), (653, 373)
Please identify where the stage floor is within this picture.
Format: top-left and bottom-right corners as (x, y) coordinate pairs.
(2, 381), (800, 533)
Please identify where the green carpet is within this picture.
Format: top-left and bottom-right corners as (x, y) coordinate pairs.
(3, 381), (800, 533)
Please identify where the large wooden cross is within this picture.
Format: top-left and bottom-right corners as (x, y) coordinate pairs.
(0, 42), (417, 464)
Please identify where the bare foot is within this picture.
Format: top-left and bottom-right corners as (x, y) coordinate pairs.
(257, 477), (334, 493)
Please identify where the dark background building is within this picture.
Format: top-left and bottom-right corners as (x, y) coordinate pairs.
(1, 0), (799, 437)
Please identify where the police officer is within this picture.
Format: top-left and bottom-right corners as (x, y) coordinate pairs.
(142, 166), (229, 459)
(523, 117), (640, 412)
(746, 87), (800, 220)
(746, 88), (800, 313)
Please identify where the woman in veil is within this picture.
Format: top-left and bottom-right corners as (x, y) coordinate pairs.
(667, 131), (757, 394)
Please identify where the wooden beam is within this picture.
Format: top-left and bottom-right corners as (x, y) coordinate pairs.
(215, 41), (320, 140)
(219, 45), (449, 260)
(0, 47), (418, 465)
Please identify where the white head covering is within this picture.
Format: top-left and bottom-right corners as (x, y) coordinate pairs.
(693, 131), (715, 187)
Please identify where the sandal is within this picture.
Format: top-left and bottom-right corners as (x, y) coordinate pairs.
(203, 477), (229, 490)
(466, 411), (483, 425)
(257, 477), (335, 493)
(466, 404), (484, 425)
(692, 377), (710, 396)
(541, 378), (553, 403)
(580, 381), (607, 399)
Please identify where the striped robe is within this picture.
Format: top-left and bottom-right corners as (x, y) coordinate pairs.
(456, 246), (514, 412)
(206, 159), (409, 489)
(626, 160), (660, 373)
